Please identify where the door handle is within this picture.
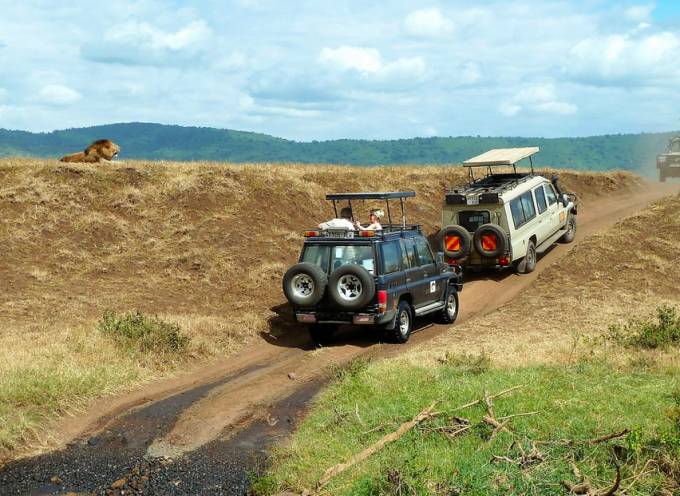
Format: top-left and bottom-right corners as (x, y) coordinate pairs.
(423, 273), (429, 277)
(406, 278), (412, 282)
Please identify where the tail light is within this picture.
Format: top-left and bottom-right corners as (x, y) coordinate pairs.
(481, 234), (497, 252)
(447, 257), (458, 266)
(444, 235), (461, 251)
(377, 290), (387, 313)
(499, 257), (510, 266)
(359, 230), (375, 237)
(304, 230), (320, 237)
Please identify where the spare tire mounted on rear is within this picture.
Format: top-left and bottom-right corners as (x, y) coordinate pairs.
(473, 223), (507, 258)
(439, 225), (471, 260)
(328, 264), (375, 310)
(282, 262), (328, 306)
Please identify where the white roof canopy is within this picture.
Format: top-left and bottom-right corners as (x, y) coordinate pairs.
(463, 147), (539, 166)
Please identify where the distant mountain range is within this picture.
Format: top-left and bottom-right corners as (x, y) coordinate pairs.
(1, 122), (676, 172)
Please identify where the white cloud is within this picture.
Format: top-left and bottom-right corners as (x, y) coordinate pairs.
(320, 46), (382, 74)
(37, 84), (81, 105)
(500, 83), (577, 116)
(624, 4), (655, 23)
(319, 46), (426, 82)
(82, 19), (211, 66)
(565, 31), (680, 86)
(404, 7), (453, 37)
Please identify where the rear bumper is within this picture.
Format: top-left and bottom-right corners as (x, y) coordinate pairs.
(295, 309), (396, 326)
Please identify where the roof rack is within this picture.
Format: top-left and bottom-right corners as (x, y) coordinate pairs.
(303, 224), (422, 240)
(324, 191), (416, 229)
(461, 147), (539, 187)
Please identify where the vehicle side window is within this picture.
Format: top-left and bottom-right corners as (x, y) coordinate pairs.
(414, 237), (435, 266)
(510, 197), (525, 229)
(379, 241), (402, 274)
(534, 186), (547, 214)
(545, 184), (557, 205)
(520, 191), (536, 222)
(400, 239), (415, 269)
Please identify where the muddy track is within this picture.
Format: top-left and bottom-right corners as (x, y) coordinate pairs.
(0, 184), (677, 495)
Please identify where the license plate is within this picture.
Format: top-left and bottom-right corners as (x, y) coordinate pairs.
(467, 196), (479, 205)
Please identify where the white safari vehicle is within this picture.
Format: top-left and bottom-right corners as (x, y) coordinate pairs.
(439, 147), (577, 274)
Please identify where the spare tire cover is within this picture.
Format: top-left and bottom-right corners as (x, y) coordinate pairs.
(328, 264), (375, 310)
(473, 223), (507, 258)
(439, 225), (471, 260)
(282, 262), (328, 306)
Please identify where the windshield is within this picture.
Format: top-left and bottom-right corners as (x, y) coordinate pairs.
(670, 141), (680, 153)
(302, 244), (375, 274)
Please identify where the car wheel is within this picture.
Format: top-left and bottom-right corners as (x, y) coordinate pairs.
(560, 215), (576, 243)
(328, 264), (375, 310)
(389, 300), (414, 343)
(437, 290), (459, 324)
(309, 324), (337, 346)
(282, 263), (327, 306)
(516, 240), (537, 274)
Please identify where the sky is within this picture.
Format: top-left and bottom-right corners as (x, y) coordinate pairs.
(0, 1), (679, 140)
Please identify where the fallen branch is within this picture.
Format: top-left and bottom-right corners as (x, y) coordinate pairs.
(497, 411), (539, 421)
(622, 459), (655, 493)
(537, 429), (630, 447)
(316, 402), (437, 490)
(562, 450), (621, 496)
(450, 385), (525, 413)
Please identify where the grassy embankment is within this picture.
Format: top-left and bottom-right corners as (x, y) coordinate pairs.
(0, 158), (642, 459)
(257, 194), (680, 495)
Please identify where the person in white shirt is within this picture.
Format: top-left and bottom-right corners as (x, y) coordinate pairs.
(355, 208), (384, 231)
(319, 206), (355, 230)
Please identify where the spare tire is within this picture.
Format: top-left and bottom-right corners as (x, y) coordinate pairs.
(282, 262), (327, 306)
(439, 225), (471, 260)
(473, 223), (507, 258)
(328, 264), (375, 310)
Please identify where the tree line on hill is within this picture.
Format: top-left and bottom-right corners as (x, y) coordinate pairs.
(1, 122), (676, 173)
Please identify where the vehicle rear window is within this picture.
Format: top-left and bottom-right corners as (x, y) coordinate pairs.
(458, 210), (490, 232)
(379, 241), (401, 274)
(414, 237), (435, 265)
(302, 244), (374, 274)
(534, 187), (547, 214)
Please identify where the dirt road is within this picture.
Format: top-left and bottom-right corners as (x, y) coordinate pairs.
(1, 183), (677, 495)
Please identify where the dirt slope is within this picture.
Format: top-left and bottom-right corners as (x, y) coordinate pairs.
(412, 192), (680, 366)
(0, 159), (642, 340)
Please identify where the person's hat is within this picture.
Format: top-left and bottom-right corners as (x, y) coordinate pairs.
(370, 208), (384, 219)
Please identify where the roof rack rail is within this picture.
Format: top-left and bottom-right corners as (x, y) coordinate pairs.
(461, 147), (540, 183)
(324, 191), (416, 228)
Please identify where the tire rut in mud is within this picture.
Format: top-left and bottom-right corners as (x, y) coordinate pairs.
(0, 363), (323, 495)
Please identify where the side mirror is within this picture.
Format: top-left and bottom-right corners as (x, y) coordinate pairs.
(561, 194), (569, 207)
(436, 252), (445, 264)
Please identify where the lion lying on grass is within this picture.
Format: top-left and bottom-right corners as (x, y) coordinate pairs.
(59, 139), (121, 163)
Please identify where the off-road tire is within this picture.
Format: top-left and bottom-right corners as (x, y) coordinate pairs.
(437, 289), (459, 324)
(516, 240), (537, 274)
(282, 262), (327, 306)
(473, 223), (507, 258)
(439, 225), (471, 260)
(328, 264), (375, 310)
(389, 300), (414, 343)
(309, 324), (337, 346)
(559, 215), (576, 243)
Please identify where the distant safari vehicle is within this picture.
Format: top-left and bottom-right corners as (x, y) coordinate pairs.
(282, 192), (463, 345)
(439, 148), (577, 274)
(657, 136), (680, 182)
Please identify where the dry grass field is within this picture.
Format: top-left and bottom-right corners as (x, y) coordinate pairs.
(0, 158), (643, 457)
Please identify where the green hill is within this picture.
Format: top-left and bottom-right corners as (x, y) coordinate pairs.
(0, 122), (675, 172)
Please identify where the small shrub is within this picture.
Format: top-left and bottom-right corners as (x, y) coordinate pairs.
(437, 351), (491, 375)
(606, 306), (680, 349)
(98, 310), (189, 354)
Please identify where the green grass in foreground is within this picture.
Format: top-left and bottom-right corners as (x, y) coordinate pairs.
(255, 358), (680, 495)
